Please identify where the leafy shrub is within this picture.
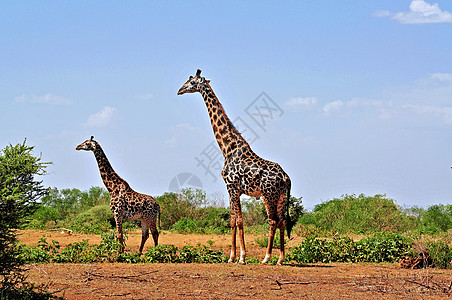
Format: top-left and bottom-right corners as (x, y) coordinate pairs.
(19, 245), (51, 264)
(69, 204), (114, 234)
(171, 217), (200, 234)
(288, 234), (413, 264)
(144, 245), (179, 263)
(178, 246), (226, 263)
(0, 140), (61, 299)
(28, 206), (60, 229)
(354, 234), (413, 263)
(300, 194), (414, 234)
(425, 241), (452, 269)
(27, 187), (111, 232)
(196, 206), (230, 234)
(255, 232), (286, 249)
(419, 205), (452, 234)
(292, 223), (329, 238)
(242, 197), (267, 226)
(156, 189), (209, 230)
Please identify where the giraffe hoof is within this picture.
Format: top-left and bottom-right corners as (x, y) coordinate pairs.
(237, 260), (246, 265)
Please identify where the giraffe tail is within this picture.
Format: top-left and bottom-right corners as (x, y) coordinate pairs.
(158, 209), (161, 230)
(284, 177), (293, 239)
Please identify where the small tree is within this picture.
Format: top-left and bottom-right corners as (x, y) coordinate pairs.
(0, 140), (58, 298)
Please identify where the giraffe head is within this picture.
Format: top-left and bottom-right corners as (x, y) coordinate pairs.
(76, 136), (98, 151)
(177, 69), (210, 95)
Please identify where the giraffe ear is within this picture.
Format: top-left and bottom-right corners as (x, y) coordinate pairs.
(196, 69), (202, 77)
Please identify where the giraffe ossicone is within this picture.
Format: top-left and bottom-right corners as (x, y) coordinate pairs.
(178, 70), (292, 265)
(76, 136), (160, 253)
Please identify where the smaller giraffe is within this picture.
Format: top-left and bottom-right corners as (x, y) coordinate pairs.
(76, 136), (160, 253)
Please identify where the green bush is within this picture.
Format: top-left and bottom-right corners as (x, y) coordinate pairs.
(288, 234), (413, 264)
(27, 187), (111, 231)
(0, 140), (60, 299)
(299, 194), (414, 234)
(255, 232), (286, 249)
(144, 245), (178, 263)
(28, 206), (59, 229)
(420, 205), (452, 233)
(425, 241), (452, 269)
(242, 197), (267, 226)
(354, 234), (413, 263)
(156, 189), (208, 230)
(171, 217), (200, 234)
(69, 204), (114, 234)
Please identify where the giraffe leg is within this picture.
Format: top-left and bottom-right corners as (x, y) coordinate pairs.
(236, 203), (247, 264)
(139, 218), (150, 253)
(227, 188), (244, 263)
(262, 196), (278, 264)
(115, 217), (125, 253)
(228, 207), (237, 263)
(149, 218), (159, 247)
(277, 193), (287, 265)
(262, 219), (277, 264)
(277, 225), (285, 265)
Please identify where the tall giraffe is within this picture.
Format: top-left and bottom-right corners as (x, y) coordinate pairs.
(76, 136), (160, 253)
(177, 70), (292, 265)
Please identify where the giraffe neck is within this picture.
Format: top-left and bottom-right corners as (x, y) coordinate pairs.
(92, 144), (126, 194)
(200, 82), (249, 158)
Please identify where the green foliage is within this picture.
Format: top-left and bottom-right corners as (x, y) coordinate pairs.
(19, 234), (227, 264)
(171, 217), (200, 234)
(0, 140), (60, 299)
(425, 241), (452, 269)
(255, 232), (286, 249)
(418, 205), (452, 234)
(177, 246), (226, 263)
(353, 234), (413, 263)
(69, 204), (114, 234)
(27, 206), (59, 229)
(242, 197), (267, 226)
(288, 234), (413, 264)
(27, 187), (116, 234)
(300, 194), (414, 234)
(285, 195), (304, 237)
(156, 189), (230, 234)
(30, 186), (111, 230)
(156, 189), (208, 230)
(145, 245), (178, 263)
(242, 195), (304, 238)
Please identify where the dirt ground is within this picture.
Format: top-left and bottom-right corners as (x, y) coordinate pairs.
(18, 229), (452, 299)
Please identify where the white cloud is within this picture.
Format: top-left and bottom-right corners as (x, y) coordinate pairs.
(84, 106), (120, 128)
(284, 97), (317, 112)
(164, 123), (202, 148)
(372, 10), (392, 18)
(323, 100), (344, 114)
(14, 93), (72, 105)
(431, 73), (452, 82)
(375, 0), (452, 24)
(136, 93), (154, 100)
(346, 98), (384, 108)
(403, 104), (452, 123)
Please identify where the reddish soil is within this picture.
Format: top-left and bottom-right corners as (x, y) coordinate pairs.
(19, 230), (452, 299)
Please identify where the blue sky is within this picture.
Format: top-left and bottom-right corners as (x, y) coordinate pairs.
(1, 1), (452, 209)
